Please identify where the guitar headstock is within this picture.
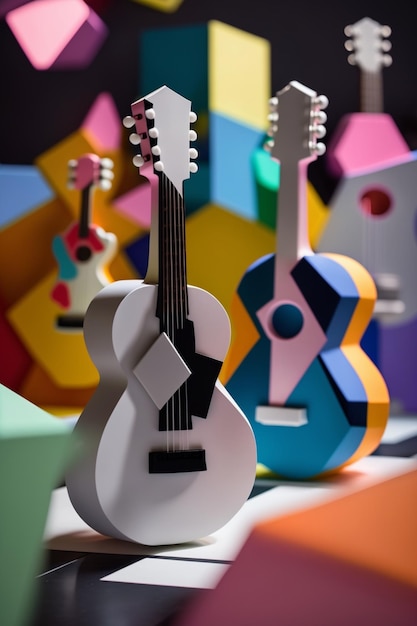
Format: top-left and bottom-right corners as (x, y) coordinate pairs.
(344, 17), (392, 73)
(122, 85), (198, 193)
(265, 80), (328, 165)
(67, 153), (114, 192)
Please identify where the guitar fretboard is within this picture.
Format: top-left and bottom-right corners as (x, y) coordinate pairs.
(157, 172), (189, 336)
(360, 70), (383, 113)
(78, 186), (92, 239)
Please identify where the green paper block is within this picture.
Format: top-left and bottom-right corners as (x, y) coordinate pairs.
(251, 146), (280, 229)
(0, 384), (75, 626)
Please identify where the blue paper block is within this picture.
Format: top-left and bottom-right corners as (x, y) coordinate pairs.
(0, 164), (53, 228)
(210, 113), (264, 220)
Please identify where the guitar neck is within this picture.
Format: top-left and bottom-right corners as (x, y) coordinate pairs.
(156, 172), (189, 332)
(275, 159), (312, 269)
(360, 69), (383, 113)
(78, 186), (93, 239)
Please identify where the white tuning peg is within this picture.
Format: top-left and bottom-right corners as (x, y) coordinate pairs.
(100, 157), (114, 169)
(189, 111), (197, 123)
(344, 24), (353, 37)
(312, 110), (327, 125)
(129, 133), (141, 145)
(189, 162), (198, 173)
(189, 148), (198, 159)
(133, 154), (144, 167)
(189, 129), (197, 141)
(347, 53), (357, 66)
(154, 161), (164, 172)
(312, 141), (326, 157)
(268, 111), (279, 122)
(380, 25), (391, 37)
(383, 54), (393, 67)
(149, 127), (159, 139)
(313, 124), (326, 139)
(67, 159), (77, 169)
(99, 179), (112, 191)
(145, 108), (155, 120)
(151, 146), (161, 156)
(100, 169), (114, 180)
(268, 96), (278, 110)
(344, 39), (354, 52)
(381, 39), (392, 52)
(315, 95), (329, 110)
(123, 115), (136, 128)
(263, 139), (274, 152)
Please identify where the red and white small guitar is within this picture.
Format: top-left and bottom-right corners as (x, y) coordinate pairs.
(50, 154), (117, 329)
(65, 85), (256, 546)
(326, 16), (409, 177)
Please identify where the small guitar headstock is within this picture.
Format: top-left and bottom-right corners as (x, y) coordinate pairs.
(344, 17), (392, 73)
(67, 153), (114, 192)
(122, 85), (198, 193)
(265, 80), (328, 165)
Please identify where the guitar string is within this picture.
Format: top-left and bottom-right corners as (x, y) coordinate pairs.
(361, 70), (383, 282)
(163, 173), (189, 453)
(166, 172), (175, 452)
(75, 163), (95, 323)
(178, 173), (190, 453)
(173, 173), (189, 452)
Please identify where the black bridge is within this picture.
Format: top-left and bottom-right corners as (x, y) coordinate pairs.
(149, 449), (207, 474)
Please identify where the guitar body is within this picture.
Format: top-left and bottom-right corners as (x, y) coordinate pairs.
(51, 223), (117, 323)
(224, 251), (389, 479)
(66, 279), (256, 545)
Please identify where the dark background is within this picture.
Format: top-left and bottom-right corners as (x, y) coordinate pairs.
(0, 0), (416, 170)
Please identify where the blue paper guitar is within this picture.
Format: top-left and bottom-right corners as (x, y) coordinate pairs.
(222, 81), (389, 479)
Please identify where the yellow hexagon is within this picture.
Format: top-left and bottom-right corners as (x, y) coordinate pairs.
(7, 272), (98, 388)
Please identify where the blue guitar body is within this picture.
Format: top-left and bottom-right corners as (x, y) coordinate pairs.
(225, 252), (389, 479)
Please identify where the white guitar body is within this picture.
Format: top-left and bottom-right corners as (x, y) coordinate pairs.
(66, 279), (257, 546)
(64, 228), (117, 319)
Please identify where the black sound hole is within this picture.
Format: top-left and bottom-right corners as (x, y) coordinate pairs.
(76, 246), (92, 262)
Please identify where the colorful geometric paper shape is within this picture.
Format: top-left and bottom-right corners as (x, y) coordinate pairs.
(6, 0), (108, 70)
(140, 21), (270, 217)
(0, 164), (54, 229)
(185, 203), (275, 315)
(131, 0), (184, 11)
(327, 113), (410, 177)
(174, 467), (417, 626)
(0, 383), (75, 626)
(82, 91), (122, 152)
(0, 197), (72, 307)
(210, 112), (264, 219)
(7, 272), (99, 388)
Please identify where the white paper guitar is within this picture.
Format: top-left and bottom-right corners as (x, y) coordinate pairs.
(65, 85), (256, 546)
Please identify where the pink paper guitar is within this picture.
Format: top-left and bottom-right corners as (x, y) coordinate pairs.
(326, 16), (409, 177)
(65, 85), (256, 546)
(223, 81), (389, 480)
(50, 153), (117, 329)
